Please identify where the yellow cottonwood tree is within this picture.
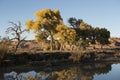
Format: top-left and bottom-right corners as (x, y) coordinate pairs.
(26, 8), (63, 51)
(54, 24), (76, 50)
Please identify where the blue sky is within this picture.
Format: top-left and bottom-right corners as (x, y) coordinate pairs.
(0, 0), (120, 39)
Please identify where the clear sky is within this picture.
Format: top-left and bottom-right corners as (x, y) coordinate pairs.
(0, 0), (120, 40)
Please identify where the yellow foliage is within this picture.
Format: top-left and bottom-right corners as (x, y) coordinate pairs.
(79, 21), (92, 30)
(56, 24), (67, 31)
(79, 22), (86, 30)
(26, 20), (34, 30)
(53, 9), (60, 15)
(26, 8), (78, 50)
(26, 8), (63, 32)
(55, 24), (76, 44)
(35, 36), (40, 42)
(35, 8), (50, 18)
(32, 22), (39, 31)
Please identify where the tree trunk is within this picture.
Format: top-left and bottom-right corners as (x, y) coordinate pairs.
(60, 44), (63, 51)
(14, 40), (21, 53)
(50, 34), (53, 51)
(14, 42), (19, 53)
(101, 44), (103, 49)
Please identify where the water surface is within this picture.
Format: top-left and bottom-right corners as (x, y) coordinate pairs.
(1, 62), (120, 80)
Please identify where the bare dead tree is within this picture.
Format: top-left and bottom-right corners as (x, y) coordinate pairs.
(6, 21), (27, 53)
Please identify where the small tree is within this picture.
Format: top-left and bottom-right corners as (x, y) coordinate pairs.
(6, 21), (26, 53)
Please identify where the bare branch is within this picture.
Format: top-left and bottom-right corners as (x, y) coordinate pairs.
(18, 21), (22, 32)
(6, 21), (27, 53)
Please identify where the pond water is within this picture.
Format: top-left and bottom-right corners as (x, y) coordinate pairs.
(0, 62), (120, 80)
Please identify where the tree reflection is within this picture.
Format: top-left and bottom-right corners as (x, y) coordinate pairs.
(77, 63), (112, 80)
(4, 62), (112, 80)
(54, 62), (112, 80)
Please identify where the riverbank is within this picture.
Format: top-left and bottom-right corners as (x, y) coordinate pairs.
(1, 49), (120, 67)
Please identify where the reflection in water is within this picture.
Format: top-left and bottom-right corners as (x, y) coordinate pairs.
(4, 71), (50, 80)
(3, 62), (113, 80)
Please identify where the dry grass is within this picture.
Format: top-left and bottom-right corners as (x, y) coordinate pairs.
(115, 53), (120, 57)
(0, 40), (9, 60)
